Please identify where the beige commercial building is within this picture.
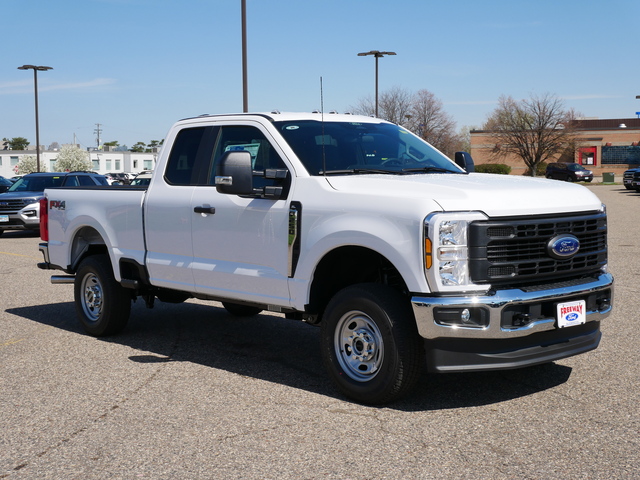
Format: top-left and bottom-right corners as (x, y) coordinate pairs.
(470, 118), (640, 179)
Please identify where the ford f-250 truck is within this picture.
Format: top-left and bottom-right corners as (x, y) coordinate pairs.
(37, 112), (614, 404)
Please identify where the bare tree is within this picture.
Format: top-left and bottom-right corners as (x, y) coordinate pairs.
(483, 93), (577, 176)
(378, 86), (413, 125)
(349, 95), (375, 117)
(349, 86), (413, 124)
(405, 90), (459, 156)
(350, 87), (461, 156)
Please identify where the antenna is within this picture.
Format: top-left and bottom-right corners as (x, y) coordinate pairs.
(320, 77), (326, 176)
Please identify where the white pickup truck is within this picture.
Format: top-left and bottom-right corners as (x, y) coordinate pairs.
(38, 112), (614, 404)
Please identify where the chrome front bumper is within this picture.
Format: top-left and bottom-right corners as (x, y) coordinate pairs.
(412, 273), (613, 340)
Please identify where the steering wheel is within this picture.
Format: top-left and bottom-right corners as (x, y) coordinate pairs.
(381, 158), (403, 167)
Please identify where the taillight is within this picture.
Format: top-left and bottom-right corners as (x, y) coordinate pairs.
(39, 197), (49, 241)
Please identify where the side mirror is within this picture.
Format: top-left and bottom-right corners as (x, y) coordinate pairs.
(215, 150), (254, 195)
(454, 151), (475, 173)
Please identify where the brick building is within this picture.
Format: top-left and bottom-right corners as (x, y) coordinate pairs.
(470, 118), (640, 179)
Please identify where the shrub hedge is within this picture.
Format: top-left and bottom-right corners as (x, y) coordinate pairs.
(474, 164), (512, 175)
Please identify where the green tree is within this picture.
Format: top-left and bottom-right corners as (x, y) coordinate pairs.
(131, 142), (146, 153)
(54, 145), (92, 172)
(104, 141), (119, 147)
(483, 93), (577, 176)
(7, 137), (30, 150)
(15, 155), (46, 174)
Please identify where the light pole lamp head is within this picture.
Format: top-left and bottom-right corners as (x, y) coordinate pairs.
(357, 50), (396, 58)
(18, 65), (53, 71)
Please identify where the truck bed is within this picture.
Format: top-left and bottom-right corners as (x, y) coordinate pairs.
(45, 185), (148, 276)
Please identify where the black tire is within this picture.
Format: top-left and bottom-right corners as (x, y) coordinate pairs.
(320, 283), (424, 405)
(74, 254), (131, 336)
(222, 302), (262, 317)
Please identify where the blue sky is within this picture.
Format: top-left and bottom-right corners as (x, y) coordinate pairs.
(3, 0), (639, 149)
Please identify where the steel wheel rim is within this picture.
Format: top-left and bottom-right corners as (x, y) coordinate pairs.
(334, 310), (384, 382)
(81, 272), (103, 323)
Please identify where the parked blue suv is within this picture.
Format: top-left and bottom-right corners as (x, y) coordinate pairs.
(0, 172), (108, 235)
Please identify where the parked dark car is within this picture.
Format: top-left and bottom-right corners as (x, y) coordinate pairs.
(0, 171), (108, 235)
(623, 167), (640, 190)
(545, 163), (593, 182)
(0, 176), (13, 193)
(630, 170), (640, 192)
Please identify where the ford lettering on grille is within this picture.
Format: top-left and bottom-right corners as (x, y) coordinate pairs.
(547, 235), (580, 259)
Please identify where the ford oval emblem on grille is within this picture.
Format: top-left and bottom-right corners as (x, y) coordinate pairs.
(547, 234), (580, 259)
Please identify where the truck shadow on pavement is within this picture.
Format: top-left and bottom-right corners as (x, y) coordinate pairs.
(7, 299), (572, 411)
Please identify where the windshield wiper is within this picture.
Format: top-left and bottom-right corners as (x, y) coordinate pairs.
(319, 168), (400, 175)
(401, 166), (460, 174)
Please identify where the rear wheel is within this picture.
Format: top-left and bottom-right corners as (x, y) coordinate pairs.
(320, 283), (424, 404)
(74, 254), (131, 336)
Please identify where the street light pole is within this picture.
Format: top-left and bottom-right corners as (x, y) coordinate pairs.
(18, 64), (52, 173)
(357, 50), (396, 118)
(241, 0), (248, 113)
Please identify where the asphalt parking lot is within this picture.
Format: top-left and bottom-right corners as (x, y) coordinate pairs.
(1, 184), (638, 479)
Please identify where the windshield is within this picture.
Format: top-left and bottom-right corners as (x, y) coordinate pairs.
(274, 120), (463, 175)
(8, 175), (65, 192)
(130, 176), (151, 186)
(567, 164), (587, 171)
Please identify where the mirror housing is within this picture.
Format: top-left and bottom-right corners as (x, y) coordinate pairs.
(215, 151), (254, 195)
(454, 151), (475, 173)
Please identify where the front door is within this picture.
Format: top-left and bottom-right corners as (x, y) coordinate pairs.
(190, 123), (293, 307)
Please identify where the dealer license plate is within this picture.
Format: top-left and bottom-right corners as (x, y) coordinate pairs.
(0, 215), (8, 223)
(557, 300), (586, 328)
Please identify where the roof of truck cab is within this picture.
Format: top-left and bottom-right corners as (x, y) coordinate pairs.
(179, 112), (391, 124)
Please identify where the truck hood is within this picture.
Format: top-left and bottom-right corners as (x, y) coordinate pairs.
(325, 173), (603, 217)
(0, 191), (43, 201)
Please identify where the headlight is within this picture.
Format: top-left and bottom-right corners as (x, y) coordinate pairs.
(424, 212), (488, 293)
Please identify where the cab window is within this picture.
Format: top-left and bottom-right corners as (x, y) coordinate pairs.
(209, 125), (290, 195)
(165, 126), (217, 186)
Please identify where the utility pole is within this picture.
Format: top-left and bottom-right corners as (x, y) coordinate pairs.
(94, 123), (102, 149)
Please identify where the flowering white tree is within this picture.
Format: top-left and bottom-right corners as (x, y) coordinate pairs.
(54, 145), (92, 172)
(15, 155), (46, 174)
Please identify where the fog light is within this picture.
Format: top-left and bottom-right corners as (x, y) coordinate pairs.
(434, 307), (489, 328)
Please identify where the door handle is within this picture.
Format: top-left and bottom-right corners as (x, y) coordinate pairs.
(194, 206), (216, 214)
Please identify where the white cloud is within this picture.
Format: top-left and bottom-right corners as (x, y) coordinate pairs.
(0, 78), (117, 95)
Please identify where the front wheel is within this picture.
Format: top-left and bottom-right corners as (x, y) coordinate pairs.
(320, 284), (424, 404)
(74, 254), (131, 336)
